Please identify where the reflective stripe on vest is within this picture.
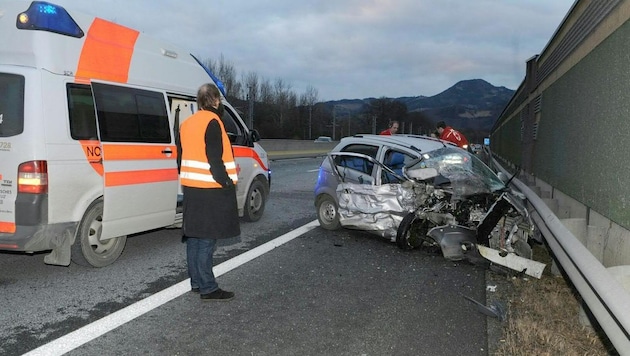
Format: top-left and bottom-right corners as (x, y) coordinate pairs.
(180, 111), (238, 188)
(180, 160), (238, 183)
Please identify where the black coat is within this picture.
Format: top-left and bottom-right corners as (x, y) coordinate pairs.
(178, 107), (240, 240)
(182, 185), (240, 239)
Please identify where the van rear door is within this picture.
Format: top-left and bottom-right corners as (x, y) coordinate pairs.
(0, 73), (25, 236)
(91, 82), (178, 239)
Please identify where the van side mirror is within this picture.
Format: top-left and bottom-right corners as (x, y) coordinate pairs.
(250, 129), (261, 142)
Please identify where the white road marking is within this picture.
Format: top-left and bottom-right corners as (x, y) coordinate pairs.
(24, 220), (320, 356)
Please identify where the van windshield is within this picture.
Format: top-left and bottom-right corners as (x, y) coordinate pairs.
(0, 73), (25, 137)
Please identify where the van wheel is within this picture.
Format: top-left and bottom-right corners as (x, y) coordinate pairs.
(317, 194), (340, 230)
(71, 198), (127, 267)
(243, 179), (266, 222)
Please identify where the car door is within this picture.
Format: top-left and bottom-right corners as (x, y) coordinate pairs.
(92, 82), (178, 240)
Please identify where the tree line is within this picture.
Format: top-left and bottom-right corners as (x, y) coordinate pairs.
(204, 55), (441, 140)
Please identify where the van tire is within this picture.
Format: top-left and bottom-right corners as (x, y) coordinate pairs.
(243, 179), (266, 222)
(71, 198), (127, 267)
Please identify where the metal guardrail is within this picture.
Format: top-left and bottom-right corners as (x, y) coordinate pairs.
(491, 156), (630, 355)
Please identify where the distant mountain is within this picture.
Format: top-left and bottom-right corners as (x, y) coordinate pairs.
(325, 79), (514, 137)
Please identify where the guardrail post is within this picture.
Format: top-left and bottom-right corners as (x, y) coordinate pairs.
(561, 218), (587, 246)
(587, 225), (607, 262)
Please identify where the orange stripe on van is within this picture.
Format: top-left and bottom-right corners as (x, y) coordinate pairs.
(233, 146), (268, 171)
(79, 140), (104, 176)
(105, 168), (179, 187)
(75, 18), (140, 84)
(0, 221), (16, 234)
(102, 144), (177, 160)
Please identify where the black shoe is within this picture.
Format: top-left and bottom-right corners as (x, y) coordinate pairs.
(200, 289), (234, 301)
(191, 287), (200, 293)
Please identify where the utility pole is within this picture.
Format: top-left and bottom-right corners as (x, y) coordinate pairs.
(332, 106), (336, 140)
(247, 84), (254, 129)
(308, 105), (312, 140)
(372, 115), (376, 134)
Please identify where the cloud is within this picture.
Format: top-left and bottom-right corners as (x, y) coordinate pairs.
(50, 0), (574, 100)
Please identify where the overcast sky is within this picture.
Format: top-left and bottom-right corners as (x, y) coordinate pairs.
(50, 0), (575, 101)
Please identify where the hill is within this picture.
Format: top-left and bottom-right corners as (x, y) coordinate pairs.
(325, 79), (514, 138)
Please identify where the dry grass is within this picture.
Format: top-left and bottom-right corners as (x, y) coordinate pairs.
(491, 244), (617, 356)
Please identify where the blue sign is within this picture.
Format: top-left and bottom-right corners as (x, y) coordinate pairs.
(484, 137), (490, 145)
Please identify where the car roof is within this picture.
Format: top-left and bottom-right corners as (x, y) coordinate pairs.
(334, 134), (451, 154)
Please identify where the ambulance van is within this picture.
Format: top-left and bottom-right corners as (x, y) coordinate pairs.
(0, 1), (271, 267)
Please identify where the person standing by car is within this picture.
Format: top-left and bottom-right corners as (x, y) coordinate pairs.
(379, 120), (399, 135)
(436, 121), (470, 150)
(177, 83), (240, 301)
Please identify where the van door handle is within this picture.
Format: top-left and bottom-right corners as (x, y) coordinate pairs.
(162, 148), (173, 157)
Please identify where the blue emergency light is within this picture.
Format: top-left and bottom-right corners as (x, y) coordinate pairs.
(16, 1), (84, 38)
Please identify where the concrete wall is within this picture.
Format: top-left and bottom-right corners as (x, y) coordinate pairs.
(491, 1), (630, 267)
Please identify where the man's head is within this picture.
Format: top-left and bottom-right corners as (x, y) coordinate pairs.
(197, 83), (222, 111)
(389, 121), (399, 134)
(436, 121), (446, 134)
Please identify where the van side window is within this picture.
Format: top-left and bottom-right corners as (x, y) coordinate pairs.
(0, 73), (25, 137)
(221, 106), (244, 145)
(91, 83), (170, 143)
(67, 84), (98, 140)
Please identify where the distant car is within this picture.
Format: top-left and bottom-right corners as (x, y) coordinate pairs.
(314, 136), (333, 143)
(314, 134), (536, 262)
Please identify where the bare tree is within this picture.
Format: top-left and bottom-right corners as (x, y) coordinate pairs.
(300, 85), (318, 106)
(242, 71), (259, 101)
(300, 85), (319, 139)
(259, 79), (273, 104)
(216, 54), (238, 98)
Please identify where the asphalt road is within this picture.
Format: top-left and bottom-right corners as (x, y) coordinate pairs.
(1, 157), (493, 356)
(66, 227), (489, 356)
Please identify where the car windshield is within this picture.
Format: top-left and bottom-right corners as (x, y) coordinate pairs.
(405, 146), (505, 196)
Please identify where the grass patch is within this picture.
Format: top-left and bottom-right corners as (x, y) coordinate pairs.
(491, 244), (617, 355)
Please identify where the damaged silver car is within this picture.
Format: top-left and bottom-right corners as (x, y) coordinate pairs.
(314, 135), (544, 278)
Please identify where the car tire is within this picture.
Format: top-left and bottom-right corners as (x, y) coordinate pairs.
(317, 194), (340, 230)
(243, 179), (266, 222)
(396, 213), (427, 250)
(71, 198), (127, 267)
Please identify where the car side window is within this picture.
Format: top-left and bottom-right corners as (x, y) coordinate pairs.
(341, 144), (378, 158)
(334, 144), (378, 176)
(382, 150), (414, 184)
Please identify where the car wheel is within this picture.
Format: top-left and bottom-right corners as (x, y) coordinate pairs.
(243, 179), (266, 222)
(71, 198), (127, 267)
(317, 194), (340, 230)
(396, 213), (427, 250)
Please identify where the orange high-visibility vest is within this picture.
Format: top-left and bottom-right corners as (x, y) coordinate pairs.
(179, 111), (238, 188)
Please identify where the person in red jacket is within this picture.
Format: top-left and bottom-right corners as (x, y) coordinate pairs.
(436, 121), (470, 150)
(379, 120), (399, 135)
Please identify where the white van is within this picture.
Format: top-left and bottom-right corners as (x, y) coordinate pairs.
(0, 1), (271, 267)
